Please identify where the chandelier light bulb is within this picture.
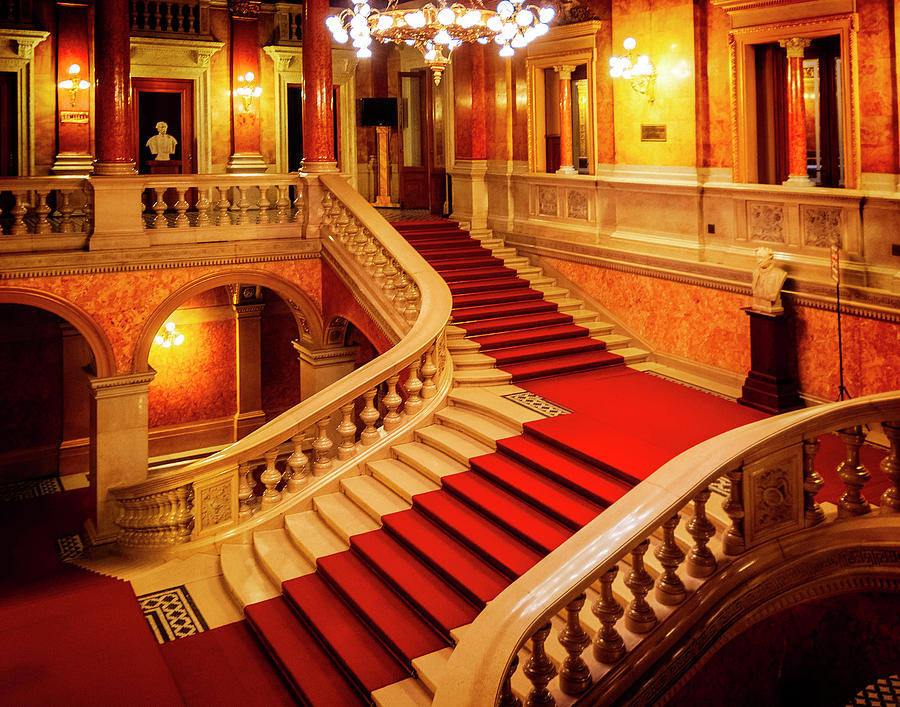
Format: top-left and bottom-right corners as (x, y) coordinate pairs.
(511, 33), (526, 48)
(515, 9), (533, 26)
(434, 29), (453, 44)
(357, 47), (372, 57)
(68, 63), (80, 75)
(477, 36), (490, 43)
(535, 22), (549, 35)
(538, 6), (554, 22)
(623, 36), (637, 51)
(499, 43), (514, 57)
(486, 14), (503, 31)
(437, 7), (456, 24)
(497, 0), (515, 18)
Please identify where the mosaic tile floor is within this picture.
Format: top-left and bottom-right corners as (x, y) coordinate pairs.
(0, 475), (63, 503)
(850, 675), (900, 707)
(138, 584), (209, 644)
(502, 391), (572, 417)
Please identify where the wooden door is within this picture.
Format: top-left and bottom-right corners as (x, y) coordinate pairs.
(0, 71), (17, 176)
(399, 71), (428, 209)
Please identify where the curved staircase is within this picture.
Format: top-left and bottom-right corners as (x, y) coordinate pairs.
(220, 219), (652, 705)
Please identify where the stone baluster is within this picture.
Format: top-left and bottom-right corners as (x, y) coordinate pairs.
(286, 433), (309, 492)
(151, 188), (167, 228)
(237, 462), (255, 520)
(363, 237), (379, 273)
(320, 191), (334, 229)
(359, 389), (380, 447)
(187, 2), (196, 31)
(881, 422), (900, 514)
(336, 210), (353, 245)
(624, 538), (656, 633)
(353, 224), (370, 260)
(523, 622), (556, 707)
(802, 438), (825, 526)
(404, 282), (421, 322)
(10, 191), (28, 235)
(275, 185), (290, 223)
(235, 186), (251, 225)
(58, 189), (75, 233)
(260, 449), (282, 508)
(558, 593), (592, 696)
(722, 467), (746, 555)
(216, 187), (231, 225)
(32, 189), (49, 234)
(382, 375), (402, 433)
(655, 514), (686, 605)
(82, 197), (93, 233)
(837, 425), (871, 517)
(686, 487), (717, 577)
(592, 565), (625, 663)
(257, 186), (271, 225)
(403, 359), (423, 416)
(153, 1), (162, 28)
(313, 417), (334, 475)
(336, 403), (357, 461)
(499, 655), (522, 707)
(131, 1), (138, 27)
(164, 2), (173, 29)
(381, 258), (398, 301)
(291, 186), (303, 222)
(393, 268), (410, 306)
(421, 346), (438, 399)
(195, 187), (211, 227)
(372, 245), (388, 282)
(173, 188), (190, 227)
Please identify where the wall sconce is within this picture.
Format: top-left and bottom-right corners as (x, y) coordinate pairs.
(609, 37), (657, 102)
(234, 72), (262, 112)
(58, 63), (91, 108)
(154, 321), (185, 349)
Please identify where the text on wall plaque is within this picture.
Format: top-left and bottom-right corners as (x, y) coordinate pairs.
(641, 124), (667, 142)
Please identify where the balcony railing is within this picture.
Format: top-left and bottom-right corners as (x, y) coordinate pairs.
(129, 0), (210, 36)
(109, 172), (455, 551)
(0, 177), (92, 251)
(435, 392), (900, 705)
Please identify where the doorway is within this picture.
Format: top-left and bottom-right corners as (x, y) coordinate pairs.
(132, 78), (195, 175)
(399, 71), (428, 209)
(0, 71), (17, 176)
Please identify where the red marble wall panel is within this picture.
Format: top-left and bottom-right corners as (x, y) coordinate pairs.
(261, 297), (302, 416)
(209, 8), (234, 169)
(148, 318), (237, 428)
(33, 0), (59, 172)
(231, 16), (262, 156)
(701, 1), (732, 168)
(792, 305), (900, 400)
(454, 45), (474, 159)
(595, 22), (616, 166)
(321, 265), (393, 354)
(4, 259), (322, 375)
(857, 0), (898, 175)
(511, 54), (529, 163)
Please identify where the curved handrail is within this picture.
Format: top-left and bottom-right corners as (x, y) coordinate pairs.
(434, 391), (900, 706)
(110, 172), (453, 545)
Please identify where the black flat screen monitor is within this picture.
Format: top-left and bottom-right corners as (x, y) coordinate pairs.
(359, 97), (398, 127)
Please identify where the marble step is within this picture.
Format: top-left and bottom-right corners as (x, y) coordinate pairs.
(368, 457), (441, 501)
(313, 491), (380, 542)
(452, 366), (513, 387)
(220, 542), (280, 608)
(451, 351), (498, 370)
(392, 441), (467, 485)
(435, 406), (520, 447)
(597, 333), (631, 350)
(412, 646), (454, 695)
(615, 346), (651, 364)
(447, 386), (544, 429)
(416, 424), (494, 466)
(372, 678), (433, 707)
(284, 510), (348, 565)
(341, 474), (410, 522)
(253, 529), (315, 585)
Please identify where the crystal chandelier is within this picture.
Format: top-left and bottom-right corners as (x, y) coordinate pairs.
(326, 0), (556, 85)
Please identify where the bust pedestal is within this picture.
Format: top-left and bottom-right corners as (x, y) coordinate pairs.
(738, 308), (803, 414)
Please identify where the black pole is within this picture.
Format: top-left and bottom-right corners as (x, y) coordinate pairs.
(836, 280), (849, 400)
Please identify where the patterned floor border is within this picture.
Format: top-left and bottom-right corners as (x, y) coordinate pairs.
(849, 675), (900, 706)
(138, 585), (209, 644)
(0, 475), (63, 503)
(502, 391), (572, 418)
(641, 369), (737, 402)
(56, 533), (85, 562)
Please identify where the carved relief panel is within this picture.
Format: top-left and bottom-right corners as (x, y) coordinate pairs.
(743, 443), (804, 548)
(193, 471), (239, 536)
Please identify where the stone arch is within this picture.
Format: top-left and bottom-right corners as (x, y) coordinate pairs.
(132, 269), (324, 373)
(0, 286), (117, 378)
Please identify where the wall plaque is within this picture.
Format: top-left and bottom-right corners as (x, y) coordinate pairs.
(641, 124), (667, 142)
(60, 111), (89, 124)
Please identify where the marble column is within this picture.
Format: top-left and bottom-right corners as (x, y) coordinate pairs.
(555, 65), (577, 175)
(52, 1), (93, 174)
(293, 342), (359, 395)
(93, 0), (135, 175)
(228, 0), (266, 173)
(232, 294), (266, 439)
(87, 371), (155, 544)
(780, 37), (812, 187)
(301, 0), (337, 172)
(451, 44), (489, 232)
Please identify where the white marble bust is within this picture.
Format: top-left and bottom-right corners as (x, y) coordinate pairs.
(146, 121), (178, 161)
(751, 247), (788, 314)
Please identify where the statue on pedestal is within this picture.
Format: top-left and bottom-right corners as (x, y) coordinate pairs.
(146, 121), (178, 161)
(751, 247), (788, 314)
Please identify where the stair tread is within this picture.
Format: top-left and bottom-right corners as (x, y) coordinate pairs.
(341, 474), (409, 520)
(314, 492), (381, 541)
(416, 424), (494, 464)
(382, 510), (509, 606)
(282, 573), (410, 691)
(436, 406), (520, 443)
(369, 458), (442, 501)
(317, 551), (449, 662)
(372, 678), (434, 707)
(472, 323), (590, 350)
(284, 511), (348, 562)
(220, 543), (280, 608)
(452, 288), (544, 308)
(392, 442), (467, 483)
(413, 489), (543, 578)
(433, 256), (502, 271)
(439, 266), (514, 282)
(459, 311), (574, 336)
(351, 528), (480, 636)
(447, 276), (529, 294)
(501, 350), (624, 381)
(452, 368), (513, 386)
(497, 435), (635, 506)
(469, 453), (606, 530)
(412, 647), (454, 696)
(245, 597), (368, 706)
(452, 299), (558, 323)
(254, 529), (316, 584)
(447, 388), (544, 427)
(440, 471), (573, 554)
(486, 337), (608, 365)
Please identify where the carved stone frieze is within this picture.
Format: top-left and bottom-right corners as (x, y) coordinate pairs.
(199, 480), (232, 529)
(538, 187), (558, 217)
(744, 446), (803, 548)
(228, 0), (260, 19)
(555, 0), (606, 24)
(748, 202), (784, 243)
(753, 467), (793, 530)
(567, 190), (588, 220)
(802, 206), (841, 248)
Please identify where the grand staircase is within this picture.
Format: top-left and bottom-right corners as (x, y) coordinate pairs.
(221, 220), (651, 705)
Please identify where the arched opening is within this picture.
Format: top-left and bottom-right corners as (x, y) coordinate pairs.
(146, 284), (307, 461)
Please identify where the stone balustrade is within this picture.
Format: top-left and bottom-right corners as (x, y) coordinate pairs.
(0, 177), (92, 250)
(435, 392), (900, 706)
(110, 172), (454, 552)
(129, 0), (209, 36)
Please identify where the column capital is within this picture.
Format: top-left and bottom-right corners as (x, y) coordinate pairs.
(228, 0), (260, 19)
(554, 64), (577, 79)
(779, 37), (811, 58)
(89, 370), (156, 398)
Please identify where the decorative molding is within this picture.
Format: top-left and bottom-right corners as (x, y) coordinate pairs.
(802, 206), (841, 248)
(228, 0), (260, 18)
(567, 190), (588, 220)
(538, 187), (558, 217)
(89, 370), (157, 395)
(748, 202), (785, 243)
